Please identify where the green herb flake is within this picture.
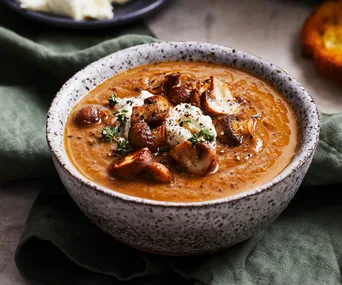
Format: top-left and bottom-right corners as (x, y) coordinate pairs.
(108, 93), (119, 106)
(100, 125), (132, 155)
(198, 129), (215, 142)
(115, 109), (128, 122)
(116, 138), (131, 155)
(180, 119), (192, 127)
(188, 136), (199, 147)
(188, 128), (215, 147)
(101, 126), (119, 142)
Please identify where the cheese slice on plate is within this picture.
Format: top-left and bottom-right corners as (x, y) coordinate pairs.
(18, 0), (114, 20)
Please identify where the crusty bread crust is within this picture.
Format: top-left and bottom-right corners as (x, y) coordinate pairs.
(301, 0), (342, 85)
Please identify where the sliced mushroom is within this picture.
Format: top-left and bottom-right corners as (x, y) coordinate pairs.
(143, 95), (170, 128)
(145, 161), (173, 183)
(130, 96), (169, 128)
(145, 73), (167, 94)
(110, 148), (152, 179)
(200, 77), (239, 116)
(131, 105), (145, 125)
(164, 72), (181, 90)
(164, 72), (196, 89)
(151, 124), (168, 151)
(215, 115), (255, 146)
(169, 141), (218, 176)
(128, 121), (154, 151)
(165, 86), (191, 106)
(74, 105), (107, 125)
(163, 73), (192, 105)
(190, 88), (201, 108)
(215, 115), (242, 146)
(149, 85), (163, 95)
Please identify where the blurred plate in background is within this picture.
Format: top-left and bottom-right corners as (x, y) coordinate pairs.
(0, 0), (165, 29)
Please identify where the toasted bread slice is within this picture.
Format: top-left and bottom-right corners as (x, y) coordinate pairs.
(301, 0), (342, 84)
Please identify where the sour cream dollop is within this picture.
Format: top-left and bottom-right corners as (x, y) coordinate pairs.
(165, 103), (217, 147)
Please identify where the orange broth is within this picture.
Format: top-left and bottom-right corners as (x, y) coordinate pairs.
(65, 61), (298, 202)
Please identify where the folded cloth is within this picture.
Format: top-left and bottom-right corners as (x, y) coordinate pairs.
(15, 186), (342, 285)
(0, 4), (157, 182)
(304, 113), (342, 186)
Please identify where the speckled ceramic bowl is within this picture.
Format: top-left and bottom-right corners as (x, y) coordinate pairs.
(46, 42), (319, 255)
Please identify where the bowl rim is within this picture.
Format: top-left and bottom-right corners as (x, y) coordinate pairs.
(46, 41), (320, 208)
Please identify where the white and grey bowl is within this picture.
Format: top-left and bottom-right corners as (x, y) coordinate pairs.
(46, 42), (319, 255)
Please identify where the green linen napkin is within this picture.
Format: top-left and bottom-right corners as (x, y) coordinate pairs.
(304, 113), (342, 186)
(1, 3), (342, 285)
(15, 185), (342, 285)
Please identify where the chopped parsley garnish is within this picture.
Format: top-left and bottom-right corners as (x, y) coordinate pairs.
(188, 128), (215, 147)
(199, 129), (216, 142)
(100, 126), (131, 155)
(188, 136), (199, 147)
(101, 126), (119, 142)
(252, 113), (261, 119)
(179, 119), (192, 127)
(115, 109), (128, 122)
(108, 93), (119, 106)
(116, 138), (131, 155)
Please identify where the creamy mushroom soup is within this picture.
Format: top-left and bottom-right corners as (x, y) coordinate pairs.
(64, 61), (298, 202)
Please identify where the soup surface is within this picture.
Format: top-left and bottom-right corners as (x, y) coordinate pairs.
(65, 61), (298, 202)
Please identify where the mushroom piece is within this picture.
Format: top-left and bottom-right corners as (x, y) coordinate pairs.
(143, 95), (170, 128)
(215, 115), (255, 146)
(131, 96), (170, 128)
(163, 73), (191, 105)
(169, 141), (218, 176)
(200, 77), (239, 116)
(164, 72), (197, 88)
(110, 147), (153, 179)
(164, 72), (181, 89)
(131, 105), (145, 125)
(128, 121), (155, 151)
(165, 86), (191, 106)
(151, 124), (168, 151)
(215, 115), (242, 146)
(74, 105), (107, 125)
(190, 87), (201, 108)
(145, 161), (174, 183)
